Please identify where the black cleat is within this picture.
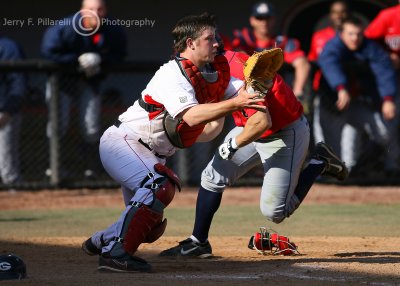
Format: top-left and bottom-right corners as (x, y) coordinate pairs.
(98, 253), (152, 273)
(159, 238), (212, 258)
(313, 142), (349, 181)
(82, 237), (101, 256)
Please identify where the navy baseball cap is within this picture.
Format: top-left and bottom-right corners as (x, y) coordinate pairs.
(251, 1), (276, 18)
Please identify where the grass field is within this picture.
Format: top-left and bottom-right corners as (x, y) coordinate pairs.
(1, 204), (400, 238)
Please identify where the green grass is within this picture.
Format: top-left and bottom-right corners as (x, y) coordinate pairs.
(0, 204), (399, 239)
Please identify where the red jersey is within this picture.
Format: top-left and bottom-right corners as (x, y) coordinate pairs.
(307, 26), (336, 91)
(231, 27), (305, 63)
(365, 5), (400, 55)
(224, 50), (303, 138)
(308, 26), (336, 61)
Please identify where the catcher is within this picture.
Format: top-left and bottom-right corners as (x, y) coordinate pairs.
(160, 48), (349, 258)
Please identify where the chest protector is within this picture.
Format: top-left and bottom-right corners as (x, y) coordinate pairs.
(162, 55), (230, 148)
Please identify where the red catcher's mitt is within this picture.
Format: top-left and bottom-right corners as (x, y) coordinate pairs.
(248, 227), (299, 256)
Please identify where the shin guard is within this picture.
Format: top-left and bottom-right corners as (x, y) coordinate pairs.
(109, 164), (181, 257)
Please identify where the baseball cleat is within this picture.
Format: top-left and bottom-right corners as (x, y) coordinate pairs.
(98, 253), (152, 273)
(81, 237), (101, 256)
(313, 142), (349, 181)
(159, 238), (213, 258)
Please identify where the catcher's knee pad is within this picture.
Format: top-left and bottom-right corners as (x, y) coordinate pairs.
(109, 164), (181, 257)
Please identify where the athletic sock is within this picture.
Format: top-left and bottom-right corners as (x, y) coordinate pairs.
(192, 186), (222, 243)
(294, 162), (325, 203)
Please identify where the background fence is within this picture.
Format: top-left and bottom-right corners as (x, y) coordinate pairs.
(0, 60), (398, 190)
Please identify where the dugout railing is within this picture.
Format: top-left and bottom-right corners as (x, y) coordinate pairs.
(0, 60), (398, 190)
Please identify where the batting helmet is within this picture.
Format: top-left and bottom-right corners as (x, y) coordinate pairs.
(0, 254), (27, 280)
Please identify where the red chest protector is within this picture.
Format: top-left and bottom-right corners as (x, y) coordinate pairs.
(147, 55), (230, 148)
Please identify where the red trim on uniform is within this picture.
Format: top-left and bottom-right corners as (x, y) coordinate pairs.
(143, 95), (164, 120)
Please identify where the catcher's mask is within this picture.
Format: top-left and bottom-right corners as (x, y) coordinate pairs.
(0, 254), (27, 280)
(248, 227), (299, 256)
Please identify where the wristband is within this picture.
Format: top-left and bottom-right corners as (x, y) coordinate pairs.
(230, 137), (238, 150)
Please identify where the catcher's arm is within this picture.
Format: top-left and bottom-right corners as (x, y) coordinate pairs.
(181, 85), (266, 126)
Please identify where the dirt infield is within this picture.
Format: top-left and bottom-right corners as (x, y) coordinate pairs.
(1, 185), (400, 285)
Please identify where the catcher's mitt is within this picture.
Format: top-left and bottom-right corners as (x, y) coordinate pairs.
(243, 48), (284, 98)
(248, 227), (299, 256)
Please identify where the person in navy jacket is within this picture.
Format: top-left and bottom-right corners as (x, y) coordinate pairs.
(318, 16), (398, 175)
(0, 36), (26, 185)
(41, 0), (127, 178)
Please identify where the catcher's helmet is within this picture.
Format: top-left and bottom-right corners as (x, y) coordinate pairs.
(0, 254), (27, 280)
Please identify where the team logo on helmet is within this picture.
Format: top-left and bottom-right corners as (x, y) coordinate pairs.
(0, 262), (11, 271)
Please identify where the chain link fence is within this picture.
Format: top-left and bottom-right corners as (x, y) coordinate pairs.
(0, 60), (398, 190)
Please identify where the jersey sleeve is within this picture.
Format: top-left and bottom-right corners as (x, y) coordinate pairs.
(318, 39), (347, 90)
(145, 63), (199, 118)
(365, 10), (388, 39)
(307, 33), (319, 62)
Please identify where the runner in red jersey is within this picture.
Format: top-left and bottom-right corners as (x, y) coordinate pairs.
(159, 49), (348, 258)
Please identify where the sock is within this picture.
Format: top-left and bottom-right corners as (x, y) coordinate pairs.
(294, 162), (325, 203)
(192, 186), (222, 243)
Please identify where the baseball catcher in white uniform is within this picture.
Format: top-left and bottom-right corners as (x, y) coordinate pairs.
(81, 12), (265, 272)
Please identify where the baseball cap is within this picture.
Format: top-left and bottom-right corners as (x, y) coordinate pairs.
(251, 1), (276, 18)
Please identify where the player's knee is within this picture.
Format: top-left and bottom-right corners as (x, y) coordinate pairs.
(200, 178), (225, 193)
(260, 205), (286, 224)
(200, 168), (227, 193)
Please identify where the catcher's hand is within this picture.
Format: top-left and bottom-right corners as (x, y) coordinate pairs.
(243, 48), (284, 98)
(218, 138), (238, 160)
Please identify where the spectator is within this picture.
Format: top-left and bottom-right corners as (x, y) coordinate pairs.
(41, 0), (127, 179)
(231, 1), (310, 102)
(0, 36), (26, 186)
(308, 1), (349, 86)
(318, 16), (398, 174)
(308, 1), (358, 171)
(365, 1), (400, 175)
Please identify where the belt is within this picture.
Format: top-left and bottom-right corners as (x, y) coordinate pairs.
(138, 138), (166, 159)
(114, 120), (165, 159)
(114, 120), (122, 128)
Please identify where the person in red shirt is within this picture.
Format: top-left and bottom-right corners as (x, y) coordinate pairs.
(308, 1), (349, 87)
(159, 50), (348, 258)
(364, 1), (400, 175)
(365, 1), (400, 70)
(230, 1), (310, 100)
